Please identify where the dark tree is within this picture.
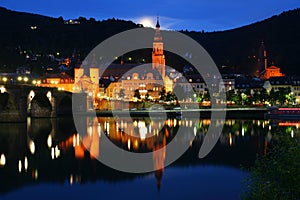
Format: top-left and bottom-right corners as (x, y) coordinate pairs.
(134, 89), (141, 100)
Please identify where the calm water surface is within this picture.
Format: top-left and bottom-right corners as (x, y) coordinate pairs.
(0, 116), (298, 199)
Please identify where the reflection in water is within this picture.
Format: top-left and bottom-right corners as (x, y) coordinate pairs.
(0, 117), (299, 197)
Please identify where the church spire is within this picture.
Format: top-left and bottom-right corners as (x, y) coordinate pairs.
(156, 17), (160, 28)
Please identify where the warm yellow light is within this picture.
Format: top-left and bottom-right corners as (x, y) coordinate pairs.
(24, 157), (28, 171)
(0, 86), (6, 93)
(29, 140), (35, 154)
(32, 80), (37, 84)
(24, 77), (29, 82)
(0, 154), (6, 166)
(18, 160), (22, 173)
(47, 134), (52, 148)
(127, 140), (131, 150)
(17, 76), (22, 81)
(2, 77), (7, 82)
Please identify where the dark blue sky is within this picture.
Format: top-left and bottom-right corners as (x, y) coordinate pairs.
(0, 0), (299, 31)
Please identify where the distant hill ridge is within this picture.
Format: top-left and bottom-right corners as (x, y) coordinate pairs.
(0, 6), (299, 75)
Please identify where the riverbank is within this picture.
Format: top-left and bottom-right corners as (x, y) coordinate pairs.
(92, 107), (268, 119)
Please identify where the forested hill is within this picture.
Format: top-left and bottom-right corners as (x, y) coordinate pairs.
(0, 6), (299, 75)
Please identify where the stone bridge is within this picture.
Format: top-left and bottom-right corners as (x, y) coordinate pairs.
(0, 85), (78, 122)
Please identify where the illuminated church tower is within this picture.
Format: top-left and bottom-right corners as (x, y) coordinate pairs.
(152, 18), (166, 78)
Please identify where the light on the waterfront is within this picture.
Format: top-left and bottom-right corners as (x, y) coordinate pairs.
(32, 80), (37, 84)
(0, 86), (6, 93)
(17, 76), (22, 81)
(24, 77), (29, 82)
(47, 91), (52, 101)
(194, 127), (197, 136)
(0, 154), (6, 166)
(2, 77), (7, 82)
(291, 130), (294, 138)
(242, 127), (245, 136)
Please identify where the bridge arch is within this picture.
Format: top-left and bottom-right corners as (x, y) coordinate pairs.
(30, 92), (52, 118)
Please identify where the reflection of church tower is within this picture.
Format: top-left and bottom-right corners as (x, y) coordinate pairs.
(153, 128), (167, 191)
(259, 41), (267, 74)
(152, 18), (166, 78)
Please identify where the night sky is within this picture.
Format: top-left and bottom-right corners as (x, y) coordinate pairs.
(0, 0), (299, 31)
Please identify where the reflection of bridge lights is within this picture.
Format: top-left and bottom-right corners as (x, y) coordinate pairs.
(47, 135), (52, 148)
(0, 154), (6, 166)
(55, 146), (60, 158)
(291, 130), (294, 138)
(24, 157), (28, 171)
(229, 133), (233, 147)
(51, 146), (60, 159)
(33, 169), (38, 180)
(194, 127), (197, 136)
(18, 160), (22, 173)
(70, 174), (74, 185)
(242, 127), (245, 136)
(29, 140), (35, 154)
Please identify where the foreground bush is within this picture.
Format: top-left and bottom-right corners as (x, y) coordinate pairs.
(243, 134), (300, 199)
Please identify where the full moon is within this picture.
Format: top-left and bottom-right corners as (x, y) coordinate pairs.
(139, 18), (155, 28)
